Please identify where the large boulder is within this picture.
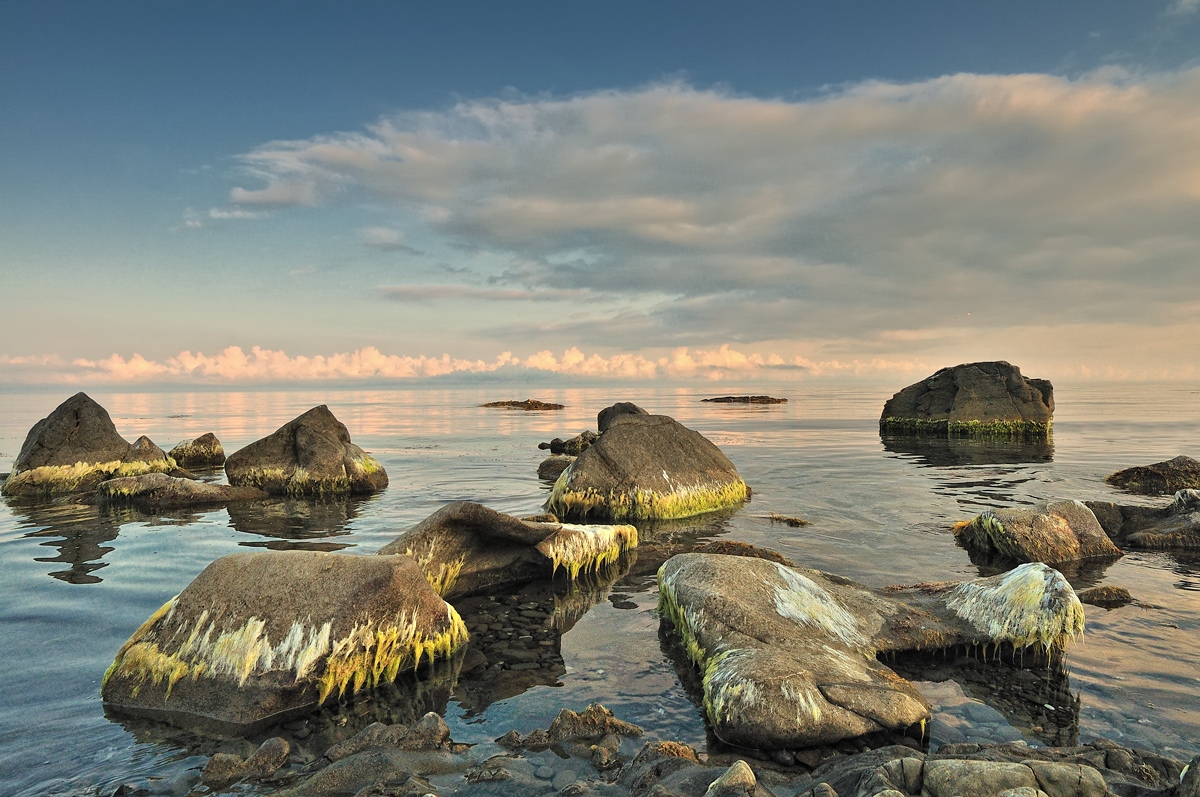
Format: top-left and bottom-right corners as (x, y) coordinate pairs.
(1085, 490), (1200, 550)
(880, 362), (1053, 438)
(598, 401), (649, 432)
(377, 501), (638, 598)
(546, 410), (750, 522)
(101, 550), (467, 730)
(1105, 455), (1200, 495)
(658, 554), (1083, 751)
(2, 392), (174, 498)
(168, 432), (226, 468)
(953, 500), (1122, 565)
(224, 405), (388, 496)
(97, 472), (267, 509)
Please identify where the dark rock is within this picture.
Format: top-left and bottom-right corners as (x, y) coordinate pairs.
(101, 551), (467, 730)
(327, 722), (411, 762)
(168, 432), (226, 468)
(538, 430), (599, 455)
(598, 401), (649, 433)
(1084, 490), (1200, 550)
(953, 500), (1122, 565)
(1077, 586), (1133, 609)
(1106, 455), (1200, 495)
(702, 396), (788, 404)
(546, 412), (750, 521)
(244, 736), (291, 778)
(880, 362), (1053, 438)
(225, 405), (388, 496)
(480, 398), (565, 410)
(200, 752), (248, 788)
(126, 436), (167, 464)
(97, 472), (267, 509)
(547, 703), (644, 743)
(694, 540), (795, 566)
(537, 455), (575, 481)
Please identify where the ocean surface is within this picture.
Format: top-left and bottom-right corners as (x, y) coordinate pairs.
(0, 382), (1197, 795)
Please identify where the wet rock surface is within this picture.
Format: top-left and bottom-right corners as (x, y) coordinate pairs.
(953, 500), (1122, 566)
(96, 472), (268, 509)
(168, 432), (226, 468)
(1086, 490), (1200, 550)
(1106, 455), (1200, 495)
(880, 362), (1054, 438)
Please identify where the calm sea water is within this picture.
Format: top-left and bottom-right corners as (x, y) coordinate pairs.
(0, 383), (1197, 795)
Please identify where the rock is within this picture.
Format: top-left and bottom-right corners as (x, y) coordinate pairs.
(1180, 754), (1200, 797)
(880, 362), (1053, 438)
(201, 752), (249, 788)
(96, 472), (267, 509)
(244, 736), (291, 778)
(598, 401), (649, 432)
(547, 703), (643, 743)
(546, 412), (750, 521)
(1023, 761), (1107, 797)
(327, 722), (411, 762)
(923, 760), (1039, 796)
(952, 500), (1122, 565)
(705, 760), (758, 796)
(101, 550), (467, 730)
(480, 399), (565, 410)
(658, 554), (1083, 750)
(621, 741), (759, 797)
(1077, 586), (1133, 609)
(1105, 455), (1200, 495)
(377, 501), (637, 598)
(168, 433), (226, 468)
(702, 396), (787, 404)
(694, 541), (795, 566)
(224, 405), (388, 496)
(1, 392), (174, 497)
(538, 430), (599, 455)
(1084, 491), (1200, 550)
(538, 455), (575, 481)
(398, 711), (451, 750)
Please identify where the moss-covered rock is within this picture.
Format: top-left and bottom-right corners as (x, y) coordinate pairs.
(1105, 455), (1200, 495)
(168, 432), (226, 468)
(101, 550), (467, 731)
(953, 500), (1122, 566)
(546, 409), (750, 522)
(224, 405), (387, 496)
(880, 362), (1053, 439)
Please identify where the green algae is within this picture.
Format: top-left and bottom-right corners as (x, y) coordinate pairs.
(537, 523), (638, 579)
(546, 477), (750, 522)
(2, 458), (175, 498)
(880, 416), (1051, 439)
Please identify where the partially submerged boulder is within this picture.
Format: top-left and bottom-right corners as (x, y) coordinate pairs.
(225, 406), (388, 496)
(97, 472), (267, 509)
(658, 554), (1083, 751)
(168, 433), (226, 468)
(538, 429), (599, 456)
(480, 399), (564, 410)
(537, 454), (574, 482)
(880, 362), (1053, 438)
(1105, 455), (1200, 495)
(953, 500), (1122, 565)
(101, 550), (467, 730)
(1, 393), (175, 498)
(1085, 489), (1200, 550)
(377, 501), (637, 598)
(546, 410), (750, 522)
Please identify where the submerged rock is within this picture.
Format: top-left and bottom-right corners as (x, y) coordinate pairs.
(168, 432), (226, 468)
(97, 472), (267, 509)
(953, 500), (1122, 565)
(880, 362), (1053, 438)
(377, 501), (637, 598)
(1105, 455), (1200, 495)
(224, 405), (388, 496)
(546, 409), (750, 522)
(1085, 490), (1200, 550)
(658, 554), (1083, 751)
(1077, 585), (1134, 609)
(1, 392), (175, 498)
(101, 550), (467, 730)
(702, 396), (787, 404)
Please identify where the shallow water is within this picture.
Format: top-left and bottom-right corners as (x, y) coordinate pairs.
(0, 383), (1197, 795)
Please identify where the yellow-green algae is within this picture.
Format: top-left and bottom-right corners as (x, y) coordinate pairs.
(232, 455), (383, 496)
(537, 523), (638, 579)
(2, 458), (175, 497)
(404, 538), (466, 597)
(547, 476), (750, 521)
(944, 562), (1084, 652)
(880, 417), (1051, 439)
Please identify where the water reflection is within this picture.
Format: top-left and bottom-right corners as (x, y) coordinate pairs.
(226, 496), (371, 551)
(881, 434), (1054, 467)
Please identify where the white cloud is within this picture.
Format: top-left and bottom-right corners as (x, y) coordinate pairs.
(1166, 0), (1199, 16)
(377, 284), (590, 302)
(208, 208), (266, 220)
(359, 226), (407, 249)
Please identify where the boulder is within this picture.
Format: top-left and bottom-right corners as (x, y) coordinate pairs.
(538, 454), (575, 481)
(1084, 489), (1200, 550)
(658, 554), (1083, 751)
(224, 405), (388, 496)
(539, 429), (599, 455)
(598, 401), (649, 433)
(97, 472), (268, 509)
(1105, 455), (1200, 495)
(101, 550), (467, 730)
(377, 501), (637, 598)
(952, 500), (1122, 565)
(546, 412), (750, 522)
(880, 362), (1053, 438)
(1, 392), (174, 498)
(1076, 585), (1133, 609)
(168, 432), (226, 468)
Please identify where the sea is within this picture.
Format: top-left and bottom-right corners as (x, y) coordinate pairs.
(0, 382), (1197, 795)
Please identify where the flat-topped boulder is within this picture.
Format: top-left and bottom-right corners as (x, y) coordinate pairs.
(168, 433), (226, 468)
(377, 501), (637, 598)
(1105, 455), (1200, 495)
(953, 500), (1122, 565)
(880, 362), (1053, 438)
(97, 473), (267, 509)
(101, 550), (467, 731)
(658, 554), (1083, 751)
(546, 407), (750, 522)
(1085, 489), (1200, 550)
(2, 392), (175, 498)
(224, 405), (388, 496)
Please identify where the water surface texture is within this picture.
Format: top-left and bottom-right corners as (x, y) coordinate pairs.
(0, 383), (1197, 794)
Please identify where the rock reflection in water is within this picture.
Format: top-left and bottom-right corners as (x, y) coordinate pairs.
(881, 434), (1054, 467)
(226, 496), (369, 551)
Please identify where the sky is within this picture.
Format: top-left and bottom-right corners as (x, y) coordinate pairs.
(2, 1), (1199, 386)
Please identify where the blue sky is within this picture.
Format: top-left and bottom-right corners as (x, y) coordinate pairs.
(2, 2), (1199, 384)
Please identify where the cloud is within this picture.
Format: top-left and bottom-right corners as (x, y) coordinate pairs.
(377, 284), (591, 302)
(1166, 0), (1199, 15)
(208, 208), (266, 220)
(359, 226), (406, 250)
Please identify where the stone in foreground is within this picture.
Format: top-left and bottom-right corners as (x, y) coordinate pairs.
(1085, 489), (1200, 550)
(658, 554), (1083, 751)
(880, 362), (1053, 438)
(97, 472), (267, 509)
(225, 405), (388, 496)
(101, 550), (467, 730)
(953, 500), (1121, 565)
(1105, 455), (1200, 495)
(546, 408), (750, 522)
(168, 432), (226, 468)
(377, 501), (637, 598)
(2, 392), (175, 498)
